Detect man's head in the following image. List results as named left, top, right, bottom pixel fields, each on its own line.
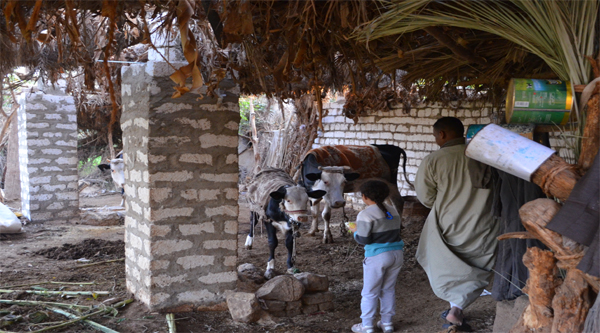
left=432, top=117, right=464, bottom=147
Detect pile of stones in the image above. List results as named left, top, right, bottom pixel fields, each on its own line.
left=227, top=264, right=334, bottom=323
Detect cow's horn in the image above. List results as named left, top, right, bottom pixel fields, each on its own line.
left=342, top=166, right=352, bottom=171
left=317, top=166, right=323, bottom=171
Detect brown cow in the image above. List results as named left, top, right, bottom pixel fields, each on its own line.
left=299, top=144, right=411, bottom=243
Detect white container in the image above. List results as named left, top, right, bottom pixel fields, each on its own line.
left=465, top=124, right=555, bottom=181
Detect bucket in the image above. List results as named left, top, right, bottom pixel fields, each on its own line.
left=505, top=78, right=573, bottom=125
left=465, top=124, right=555, bottom=181
left=466, top=124, right=535, bottom=144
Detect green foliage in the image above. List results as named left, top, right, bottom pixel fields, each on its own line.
left=238, top=96, right=268, bottom=135
left=78, top=155, right=103, bottom=177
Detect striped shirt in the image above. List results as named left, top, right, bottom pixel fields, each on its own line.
left=354, top=203, right=404, bottom=257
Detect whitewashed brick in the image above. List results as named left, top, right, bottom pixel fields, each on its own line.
left=198, top=173, right=238, bottom=182
left=205, top=205, right=237, bottom=217
left=41, top=149, right=62, bottom=155
left=199, top=134, right=238, bottom=148
left=180, top=154, right=212, bottom=164
left=177, top=255, right=215, bottom=269
left=152, top=240, right=193, bottom=256
left=153, top=274, right=187, bottom=288
left=198, top=271, right=237, bottom=284
left=179, top=223, right=215, bottom=235
left=151, top=207, right=194, bottom=221
left=151, top=171, right=193, bottom=182
left=177, top=290, right=216, bottom=303
left=226, top=154, right=237, bottom=164
left=175, top=118, right=211, bottom=129
left=151, top=188, right=172, bottom=203
left=203, top=240, right=236, bottom=251
left=224, top=220, right=237, bottom=234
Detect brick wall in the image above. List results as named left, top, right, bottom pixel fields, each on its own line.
left=17, top=86, right=79, bottom=222
left=121, top=61, right=240, bottom=311
left=314, top=98, right=573, bottom=210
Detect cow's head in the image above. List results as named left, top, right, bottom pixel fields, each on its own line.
left=270, top=185, right=326, bottom=223
left=109, top=158, right=125, bottom=188
left=305, top=166, right=360, bottom=208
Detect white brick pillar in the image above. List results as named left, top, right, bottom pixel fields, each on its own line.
left=121, top=61, right=240, bottom=311
left=17, top=87, right=79, bottom=222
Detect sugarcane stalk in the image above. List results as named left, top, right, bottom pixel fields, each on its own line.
left=0, top=300, right=91, bottom=311
left=47, top=307, right=119, bottom=333
left=0, top=290, right=109, bottom=296
left=73, top=258, right=124, bottom=269
left=28, top=299, right=132, bottom=333
left=166, top=313, right=176, bottom=333
left=0, top=281, right=97, bottom=289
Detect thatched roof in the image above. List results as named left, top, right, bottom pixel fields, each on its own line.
left=1, top=0, right=598, bottom=124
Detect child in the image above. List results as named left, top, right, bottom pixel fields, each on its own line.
left=351, top=180, right=404, bottom=333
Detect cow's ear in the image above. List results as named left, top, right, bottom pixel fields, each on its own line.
left=269, top=187, right=287, bottom=200
left=307, top=190, right=326, bottom=199
left=305, top=172, right=322, bottom=181
left=344, top=173, right=360, bottom=181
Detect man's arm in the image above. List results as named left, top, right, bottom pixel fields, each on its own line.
left=415, top=156, right=437, bottom=208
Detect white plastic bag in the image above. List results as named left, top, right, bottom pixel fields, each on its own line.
left=0, top=202, right=22, bottom=233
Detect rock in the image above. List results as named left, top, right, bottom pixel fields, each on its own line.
left=256, top=275, right=305, bottom=302
left=302, top=304, right=320, bottom=314
left=286, top=308, right=301, bottom=317
left=237, top=263, right=266, bottom=293
left=319, top=301, right=334, bottom=311
left=269, top=311, right=287, bottom=317
left=226, top=292, right=263, bottom=323
left=493, top=295, right=530, bottom=333
left=80, top=210, right=124, bottom=226
left=260, top=300, right=286, bottom=312
left=294, top=272, right=329, bottom=292
left=286, top=300, right=302, bottom=311
left=238, top=263, right=266, bottom=284
left=301, top=291, right=334, bottom=305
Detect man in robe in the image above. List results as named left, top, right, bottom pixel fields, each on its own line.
left=414, top=117, right=499, bottom=329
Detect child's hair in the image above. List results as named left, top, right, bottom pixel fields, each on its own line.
left=359, top=180, right=392, bottom=219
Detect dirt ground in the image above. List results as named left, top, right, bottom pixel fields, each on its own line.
left=1, top=192, right=496, bottom=333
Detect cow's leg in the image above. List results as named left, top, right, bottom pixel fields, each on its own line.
left=265, top=221, right=278, bottom=279
left=284, top=228, right=297, bottom=274
left=307, top=199, right=321, bottom=236
left=322, top=204, right=334, bottom=244
left=388, top=186, right=405, bottom=218
left=245, top=211, right=259, bottom=250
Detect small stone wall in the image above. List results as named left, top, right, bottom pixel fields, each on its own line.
left=17, top=86, right=79, bottom=222
left=315, top=99, right=575, bottom=210
left=121, top=61, right=240, bottom=311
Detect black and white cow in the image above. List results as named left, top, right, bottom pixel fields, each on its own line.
left=246, top=168, right=325, bottom=278
left=98, top=152, right=125, bottom=206
left=299, top=144, right=411, bottom=243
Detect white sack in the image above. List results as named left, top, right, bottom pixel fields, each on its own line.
left=0, top=203, right=22, bottom=233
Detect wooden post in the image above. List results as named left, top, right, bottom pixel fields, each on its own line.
left=578, top=80, right=599, bottom=172
left=551, top=269, right=591, bottom=333
left=510, top=247, right=557, bottom=333
left=530, top=155, right=581, bottom=202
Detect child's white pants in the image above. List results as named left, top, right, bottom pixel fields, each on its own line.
left=361, top=249, right=404, bottom=327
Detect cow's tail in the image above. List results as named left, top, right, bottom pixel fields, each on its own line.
left=399, top=149, right=414, bottom=190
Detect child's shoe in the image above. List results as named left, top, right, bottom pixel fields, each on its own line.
left=351, top=323, right=375, bottom=333
left=377, top=321, right=394, bottom=333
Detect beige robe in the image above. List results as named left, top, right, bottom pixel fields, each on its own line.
left=415, top=141, right=498, bottom=308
